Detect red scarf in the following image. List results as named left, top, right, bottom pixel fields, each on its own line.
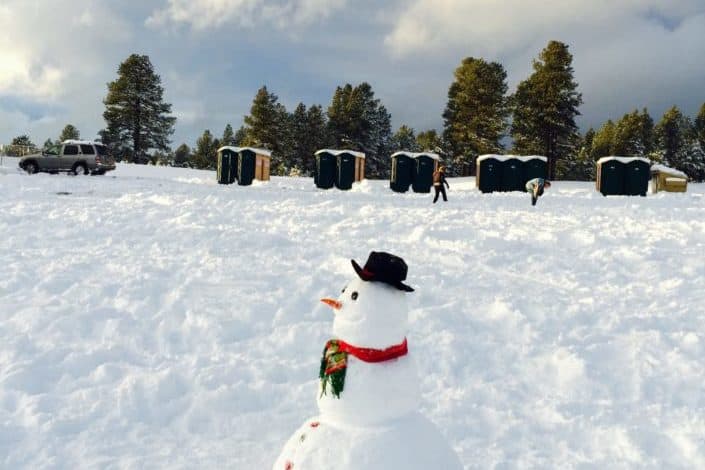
left=319, top=338, right=408, bottom=398
left=335, top=338, right=408, bottom=364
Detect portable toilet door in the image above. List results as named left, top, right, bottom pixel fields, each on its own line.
left=354, top=154, right=365, bottom=182
left=597, top=158, right=626, bottom=196
left=476, top=156, right=502, bottom=193
left=315, top=151, right=336, bottom=189
left=412, top=155, right=437, bottom=193
left=501, top=157, right=524, bottom=191
left=255, top=153, right=270, bottom=181
left=523, top=157, right=547, bottom=184
left=624, top=159, right=650, bottom=196
left=238, top=149, right=256, bottom=186
left=390, top=153, right=414, bottom=192
left=217, top=151, right=232, bottom=184
left=217, top=148, right=237, bottom=184
left=336, top=152, right=357, bottom=190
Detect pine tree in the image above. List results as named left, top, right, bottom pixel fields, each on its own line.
left=327, top=82, right=393, bottom=178
left=391, top=125, right=420, bottom=152
left=289, top=102, right=309, bottom=173
left=11, top=135, right=35, bottom=148
left=43, top=138, right=55, bottom=150
left=6, top=135, right=36, bottom=156
left=234, top=126, right=247, bottom=145
left=242, top=86, right=289, bottom=174
left=557, top=128, right=594, bottom=181
left=327, top=84, right=353, bottom=145
left=639, top=108, right=655, bottom=155
left=416, top=130, right=444, bottom=153
left=368, top=104, right=393, bottom=177
left=443, top=57, right=509, bottom=174
left=191, top=130, right=217, bottom=170
left=288, top=103, right=330, bottom=176
left=613, top=110, right=649, bottom=156
left=150, top=150, right=171, bottom=166
left=655, top=106, right=705, bottom=181
left=511, top=41, right=583, bottom=179
left=221, top=124, right=236, bottom=147
left=58, top=124, right=80, bottom=142
left=694, top=103, right=705, bottom=150
left=583, top=127, right=596, bottom=152
left=98, top=122, right=128, bottom=161
left=679, top=140, right=705, bottom=182
left=655, top=106, right=688, bottom=166
left=174, top=143, right=191, bottom=167
left=305, top=105, right=331, bottom=174
left=590, top=120, right=615, bottom=160
left=102, top=54, right=176, bottom=163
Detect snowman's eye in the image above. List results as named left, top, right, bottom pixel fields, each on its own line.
left=351, top=292, right=358, bottom=300
left=341, top=286, right=346, bottom=293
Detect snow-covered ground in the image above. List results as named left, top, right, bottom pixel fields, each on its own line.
left=1, top=158, right=704, bottom=469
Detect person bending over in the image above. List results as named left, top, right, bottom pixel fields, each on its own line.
left=525, top=178, right=551, bottom=206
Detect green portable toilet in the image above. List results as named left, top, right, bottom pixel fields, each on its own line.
left=412, top=153, right=440, bottom=193
left=501, top=157, right=524, bottom=191
left=315, top=149, right=365, bottom=190
left=596, top=157, right=627, bottom=196
left=523, top=156, right=548, bottom=183
left=336, top=152, right=357, bottom=190
left=314, top=150, right=337, bottom=189
left=390, top=152, right=415, bottom=193
left=476, top=155, right=503, bottom=193
left=624, top=158, right=650, bottom=196
left=216, top=147, right=237, bottom=184
left=238, top=149, right=257, bottom=186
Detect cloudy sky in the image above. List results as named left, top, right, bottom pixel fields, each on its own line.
left=1, top=0, right=704, bottom=148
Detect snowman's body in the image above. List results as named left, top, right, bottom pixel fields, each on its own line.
left=273, top=411, right=462, bottom=470
left=273, top=270, right=463, bottom=470
left=317, top=350, right=420, bottom=427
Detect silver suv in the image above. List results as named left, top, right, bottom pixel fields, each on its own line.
left=19, top=140, right=116, bottom=175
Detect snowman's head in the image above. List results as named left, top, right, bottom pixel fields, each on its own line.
left=323, top=277, right=409, bottom=348
left=321, top=252, right=413, bottom=348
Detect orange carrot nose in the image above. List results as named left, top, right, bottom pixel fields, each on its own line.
left=321, top=298, right=342, bottom=310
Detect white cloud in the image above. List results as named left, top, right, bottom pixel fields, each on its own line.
left=0, top=52, right=64, bottom=101
left=0, top=0, right=133, bottom=142
left=147, top=0, right=347, bottom=31
left=0, top=7, right=65, bottom=100
left=384, top=0, right=705, bottom=59
left=0, top=1, right=131, bottom=101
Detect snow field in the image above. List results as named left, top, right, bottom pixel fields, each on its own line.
left=1, top=159, right=704, bottom=468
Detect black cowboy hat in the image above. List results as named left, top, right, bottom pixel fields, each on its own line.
left=351, top=251, right=414, bottom=292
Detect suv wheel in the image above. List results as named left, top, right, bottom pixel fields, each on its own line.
left=24, top=161, right=39, bottom=174
left=72, top=163, right=88, bottom=175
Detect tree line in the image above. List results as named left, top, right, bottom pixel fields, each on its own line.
left=6, top=45, right=705, bottom=181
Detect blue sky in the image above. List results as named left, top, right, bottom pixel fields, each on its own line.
left=1, top=0, right=704, bottom=149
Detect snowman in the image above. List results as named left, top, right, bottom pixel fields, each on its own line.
left=273, top=252, right=463, bottom=470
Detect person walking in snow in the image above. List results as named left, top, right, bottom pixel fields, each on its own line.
left=432, top=165, right=449, bottom=203
left=525, top=177, right=551, bottom=206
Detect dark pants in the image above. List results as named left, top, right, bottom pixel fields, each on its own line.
left=526, top=184, right=543, bottom=206
left=433, top=185, right=447, bottom=203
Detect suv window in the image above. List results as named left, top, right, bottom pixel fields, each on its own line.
left=80, top=144, right=94, bottom=155
left=45, top=144, right=61, bottom=156
left=95, top=145, right=108, bottom=156
left=63, top=145, right=79, bottom=156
